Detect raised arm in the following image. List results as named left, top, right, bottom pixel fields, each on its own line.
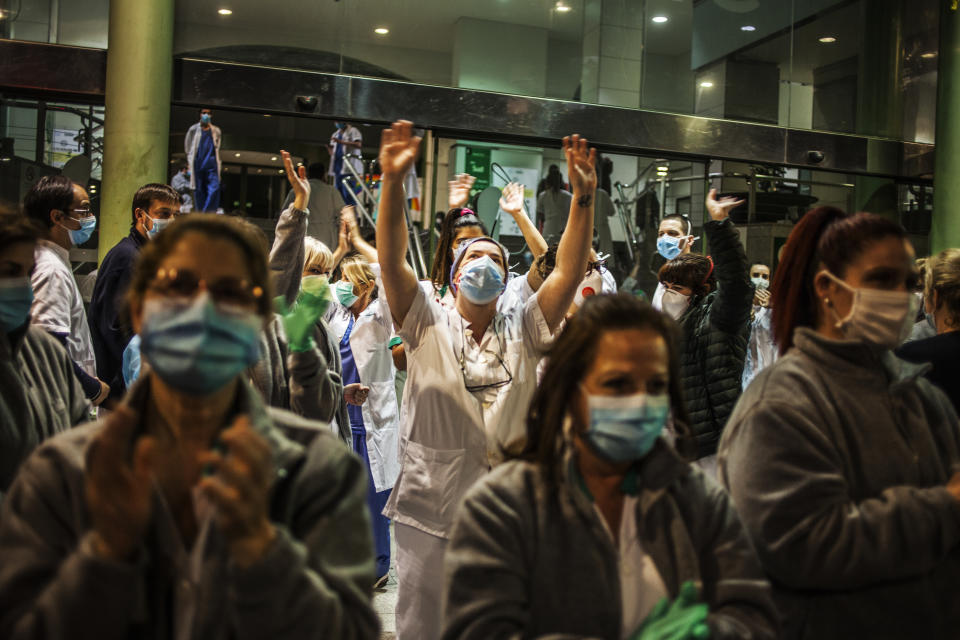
left=499, top=182, right=548, bottom=260
left=342, top=206, right=378, bottom=264
left=375, top=120, right=422, bottom=327
left=534, top=135, right=597, bottom=331
left=269, top=151, right=311, bottom=306
left=703, top=189, right=753, bottom=334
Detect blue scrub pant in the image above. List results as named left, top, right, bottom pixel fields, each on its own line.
left=194, top=166, right=220, bottom=212
left=351, top=424, right=392, bottom=579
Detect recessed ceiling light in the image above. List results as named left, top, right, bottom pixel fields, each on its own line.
left=657, top=166, right=669, bottom=171
left=555, top=2, right=572, bottom=12
left=818, top=36, right=837, bottom=43
left=218, top=8, right=232, bottom=16
left=279, top=169, right=285, bottom=174
left=234, top=152, right=241, bottom=157
left=700, top=81, right=714, bottom=88
left=741, top=25, right=756, bottom=31
left=921, top=52, right=937, bottom=59
left=652, top=15, right=669, bottom=23
left=374, top=27, right=389, bottom=35
left=271, top=156, right=278, bottom=161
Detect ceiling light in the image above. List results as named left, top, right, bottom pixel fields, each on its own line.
left=218, top=8, right=232, bottom=16
left=279, top=169, right=285, bottom=174
left=652, top=15, right=669, bottom=23
left=921, top=52, right=937, bottom=59
left=700, top=81, right=714, bottom=88
left=374, top=27, right=389, bottom=35
left=741, top=25, right=756, bottom=32
left=271, top=156, right=278, bottom=161
left=818, top=36, right=837, bottom=43
left=234, top=152, right=241, bottom=157
left=555, top=2, right=572, bottom=12
left=257, top=168, right=262, bottom=173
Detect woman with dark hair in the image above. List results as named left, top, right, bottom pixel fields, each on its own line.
left=719, top=207, right=960, bottom=639
left=657, top=189, right=753, bottom=471
left=0, top=208, right=88, bottom=492
left=0, top=214, right=379, bottom=639
left=443, top=294, right=778, bottom=640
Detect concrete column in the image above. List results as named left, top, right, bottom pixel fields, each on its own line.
left=931, top=3, right=960, bottom=253
left=580, top=0, right=644, bottom=108
left=98, top=0, right=174, bottom=263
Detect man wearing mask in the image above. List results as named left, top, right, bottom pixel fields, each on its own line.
left=170, top=162, right=193, bottom=212
left=185, top=108, right=222, bottom=212
left=328, top=121, right=363, bottom=204
left=23, top=175, right=108, bottom=406
left=89, top=184, right=181, bottom=405
left=651, top=213, right=697, bottom=309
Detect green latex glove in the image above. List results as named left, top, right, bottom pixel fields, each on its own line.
left=631, top=581, right=710, bottom=640
left=276, top=276, right=332, bottom=353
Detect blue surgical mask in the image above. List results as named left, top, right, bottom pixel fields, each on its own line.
left=139, top=293, right=261, bottom=395
left=122, top=334, right=142, bottom=387
left=0, top=276, right=33, bottom=332
left=335, top=122, right=345, bottom=130
left=456, top=255, right=505, bottom=305
left=751, top=277, right=769, bottom=291
left=334, top=280, right=359, bottom=308
left=583, top=392, right=670, bottom=462
left=200, top=113, right=211, bottom=124
left=657, top=235, right=683, bottom=260
left=145, top=214, right=170, bottom=239
left=62, top=215, right=97, bottom=246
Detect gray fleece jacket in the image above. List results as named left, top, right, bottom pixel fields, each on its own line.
left=0, top=375, right=379, bottom=640
left=719, top=327, right=960, bottom=640
left=442, top=442, right=778, bottom=640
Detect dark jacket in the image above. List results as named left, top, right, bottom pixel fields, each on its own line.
left=0, top=375, right=380, bottom=640
left=677, top=218, right=752, bottom=458
left=442, top=442, right=778, bottom=640
left=0, top=325, right=88, bottom=492
left=89, top=229, right=146, bottom=401
left=896, top=331, right=960, bottom=415
left=719, top=328, right=960, bottom=639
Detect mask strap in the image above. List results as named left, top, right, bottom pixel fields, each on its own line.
left=703, top=256, right=715, bottom=284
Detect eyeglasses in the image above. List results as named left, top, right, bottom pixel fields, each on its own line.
left=148, top=267, right=263, bottom=307
left=458, top=318, right=513, bottom=392
left=69, top=207, right=92, bottom=218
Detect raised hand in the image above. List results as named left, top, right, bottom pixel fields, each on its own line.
left=341, top=205, right=359, bottom=242
left=283, top=150, right=311, bottom=211
left=705, top=188, right=744, bottom=222
left=379, top=120, right=422, bottom=178
left=198, top=416, right=277, bottom=568
left=499, top=182, right=527, bottom=217
left=563, top=134, right=597, bottom=197
left=85, top=407, right=158, bottom=561
left=449, top=173, right=477, bottom=209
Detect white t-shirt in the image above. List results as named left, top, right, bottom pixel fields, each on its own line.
left=329, top=126, right=363, bottom=177
left=30, top=240, right=97, bottom=377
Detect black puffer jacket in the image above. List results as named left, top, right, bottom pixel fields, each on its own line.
left=677, top=217, right=753, bottom=459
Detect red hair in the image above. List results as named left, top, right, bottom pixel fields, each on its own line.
left=771, top=207, right=906, bottom=355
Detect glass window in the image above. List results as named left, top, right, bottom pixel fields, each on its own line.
left=2, top=0, right=109, bottom=48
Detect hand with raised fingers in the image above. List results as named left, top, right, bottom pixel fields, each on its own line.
left=282, top=151, right=311, bottom=212
left=378, top=120, right=422, bottom=178
left=499, top=182, right=527, bottom=217
left=705, top=188, right=744, bottom=222
left=85, top=406, right=158, bottom=562
left=198, top=416, right=277, bottom=568
left=631, top=581, right=711, bottom=640
left=448, top=173, right=477, bottom=209
left=563, top=134, right=598, bottom=197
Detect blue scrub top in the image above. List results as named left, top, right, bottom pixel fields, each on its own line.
left=195, top=128, right=217, bottom=171
left=339, top=316, right=364, bottom=429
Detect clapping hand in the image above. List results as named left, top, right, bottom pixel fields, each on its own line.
left=282, top=150, right=310, bottom=212
left=379, top=120, right=422, bottom=178
left=449, top=173, right=477, bottom=209
left=705, top=188, right=744, bottom=222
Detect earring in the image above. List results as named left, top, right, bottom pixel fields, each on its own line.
left=823, top=297, right=832, bottom=307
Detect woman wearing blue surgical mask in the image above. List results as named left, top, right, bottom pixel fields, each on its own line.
left=376, top=121, right=599, bottom=640
left=719, top=208, right=960, bottom=639
left=0, top=215, right=379, bottom=639
left=0, top=208, right=89, bottom=493
left=325, top=217, right=401, bottom=589
left=443, top=294, right=778, bottom=640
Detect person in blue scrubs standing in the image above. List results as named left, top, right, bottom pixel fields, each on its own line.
left=328, top=122, right=363, bottom=205
left=184, top=108, right=222, bottom=212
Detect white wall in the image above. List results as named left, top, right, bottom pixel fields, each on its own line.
left=452, top=18, right=548, bottom=97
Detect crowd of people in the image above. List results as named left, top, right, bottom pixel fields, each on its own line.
left=0, top=117, right=958, bottom=640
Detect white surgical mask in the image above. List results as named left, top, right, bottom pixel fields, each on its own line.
left=660, top=288, right=690, bottom=320
left=821, top=270, right=918, bottom=349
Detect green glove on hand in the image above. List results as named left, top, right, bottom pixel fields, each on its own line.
left=631, top=581, right=710, bottom=640
left=276, top=276, right=332, bottom=353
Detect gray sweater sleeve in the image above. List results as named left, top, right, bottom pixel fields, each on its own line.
left=228, top=430, right=379, bottom=640
left=270, top=205, right=308, bottom=308
left=721, top=399, right=960, bottom=590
